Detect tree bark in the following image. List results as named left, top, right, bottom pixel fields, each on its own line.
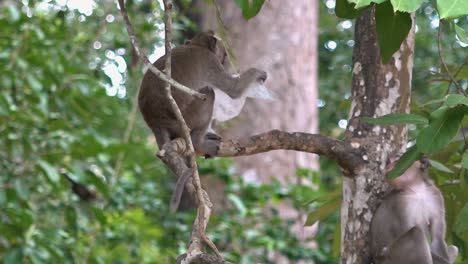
left=340, top=8, right=415, bottom=263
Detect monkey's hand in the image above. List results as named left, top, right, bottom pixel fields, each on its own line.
left=202, top=133, right=222, bottom=158
left=230, top=69, right=267, bottom=98
left=243, top=68, right=267, bottom=84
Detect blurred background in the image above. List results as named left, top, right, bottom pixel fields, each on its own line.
left=0, top=0, right=466, bottom=263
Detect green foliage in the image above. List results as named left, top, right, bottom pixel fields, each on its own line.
left=1, top=0, right=467, bottom=263
left=347, top=0, right=386, bottom=9
left=362, top=113, right=428, bottom=125
left=338, top=0, right=468, bottom=62
left=437, top=0, right=468, bottom=19
left=390, top=0, right=425, bottom=12
left=375, top=1, right=412, bottom=63
left=417, top=106, right=465, bottom=153
left=305, top=189, right=341, bottom=226
left=233, top=0, right=265, bottom=20
left=454, top=24, right=468, bottom=43
left=387, top=146, right=422, bottom=178
left=335, top=0, right=365, bottom=19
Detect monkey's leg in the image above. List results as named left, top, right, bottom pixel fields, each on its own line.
left=184, top=87, right=220, bottom=158
left=383, top=226, right=432, bottom=264
left=152, top=127, right=172, bottom=152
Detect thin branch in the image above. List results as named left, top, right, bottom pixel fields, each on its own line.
left=113, top=91, right=139, bottom=183
left=438, top=23, right=467, bottom=96
left=161, top=0, right=222, bottom=262
left=217, top=130, right=365, bottom=174
left=116, top=0, right=206, bottom=100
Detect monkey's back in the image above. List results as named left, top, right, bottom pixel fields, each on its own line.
left=138, top=45, right=221, bottom=134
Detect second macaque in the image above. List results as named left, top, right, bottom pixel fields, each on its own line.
left=370, top=159, right=458, bottom=264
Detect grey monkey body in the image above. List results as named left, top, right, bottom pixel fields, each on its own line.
left=138, top=31, right=267, bottom=211
left=370, top=160, right=458, bottom=264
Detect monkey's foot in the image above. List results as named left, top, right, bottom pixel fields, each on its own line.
left=200, top=137, right=221, bottom=158
left=205, top=132, right=222, bottom=141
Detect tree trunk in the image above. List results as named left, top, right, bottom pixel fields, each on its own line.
left=341, top=8, right=415, bottom=263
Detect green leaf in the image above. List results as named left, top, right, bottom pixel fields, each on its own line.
left=7, top=6, right=20, bottom=22
left=348, top=0, right=387, bottom=9
left=429, top=159, right=454, bottom=173
left=306, top=196, right=341, bottom=226
left=362, top=113, right=428, bottom=125
left=455, top=24, right=468, bottom=44
left=92, top=207, right=107, bottom=225
left=455, top=203, right=468, bottom=236
left=37, top=160, right=60, bottom=183
left=234, top=0, right=265, bottom=19
left=335, top=0, right=366, bottom=18
left=65, top=206, right=78, bottom=231
left=390, top=0, right=424, bottom=12
left=26, top=74, right=42, bottom=91
left=228, top=193, right=247, bottom=216
left=463, top=152, right=468, bottom=170
left=446, top=94, right=468, bottom=108
left=375, top=1, right=412, bottom=63
left=437, top=0, right=468, bottom=19
left=4, top=247, right=23, bottom=264
left=388, top=146, right=422, bottom=178
left=416, top=106, right=465, bottom=153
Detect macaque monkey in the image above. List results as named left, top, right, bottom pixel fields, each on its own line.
left=370, top=159, right=458, bottom=264
left=138, top=31, right=267, bottom=211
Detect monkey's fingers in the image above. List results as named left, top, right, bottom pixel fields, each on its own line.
left=169, top=171, right=192, bottom=212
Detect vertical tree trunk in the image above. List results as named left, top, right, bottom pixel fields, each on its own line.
left=195, top=2, right=319, bottom=262
left=341, top=8, right=415, bottom=263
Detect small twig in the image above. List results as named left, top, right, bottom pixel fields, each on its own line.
left=161, top=0, right=221, bottom=261
left=438, top=23, right=467, bottom=96
left=117, top=0, right=206, bottom=100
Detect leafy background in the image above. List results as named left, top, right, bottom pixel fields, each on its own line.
left=0, top=0, right=467, bottom=263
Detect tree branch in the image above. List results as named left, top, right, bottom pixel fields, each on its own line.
left=118, top=1, right=224, bottom=262
left=217, top=130, right=365, bottom=174
left=116, top=0, right=206, bottom=100
left=438, top=23, right=467, bottom=96
left=160, top=0, right=222, bottom=262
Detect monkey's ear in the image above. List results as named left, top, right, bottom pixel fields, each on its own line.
left=419, top=157, right=429, bottom=171
left=207, top=36, right=218, bottom=53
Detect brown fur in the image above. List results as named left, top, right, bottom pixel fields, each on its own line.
left=138, top=31, right=266, bottom=211
left=370, top=160, right=458, bottom=264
